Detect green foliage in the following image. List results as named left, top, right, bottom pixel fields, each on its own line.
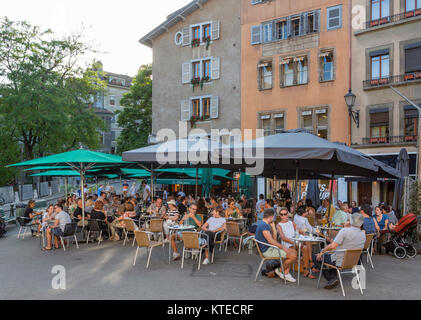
left=0, top=17, right=105, bottom=167
left=116, top=64, right=152, bottom=154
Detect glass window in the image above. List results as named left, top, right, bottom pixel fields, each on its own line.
left=321, top=52, right=334, bottom=81
left=275, top=116, right=285, bottom=133
left=261, top=63, right=272, bottom=89
left=302, top=112, right=313, bottom=132
left=192, top=26, right=200, bottom=40
left=284, top=62, right=294, bottom=86
left=109, top=95, right=115, bottom=106
left=316, top=110, right=328, bottom=139
left=262, top=118, right=272, bottom=136
left=292, top=18, right=300, bottom=36
left=371, top=54, right=389, bottom=79
left=192, top=61, right=201, bottom=79
left=203, top=60, right=211, bottom=78
left=276, top=20, right=287, bottom=40
left=371, top=0, right=389, bottom=19
left=192, top=99, right=200, bottom=117
left=203, top=24, right=211, bottom=40
left=297, top=58, right=308, bottom=85
left=203, top=98, right=211, bottom=117
left=370, top=111, right=389, bottom=137
left=307, top=14, right=315, bottom=33
left=404, top=108, right=418, bottom=137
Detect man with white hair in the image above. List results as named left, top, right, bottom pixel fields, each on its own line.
left=312, top=213, right=366, bottom=289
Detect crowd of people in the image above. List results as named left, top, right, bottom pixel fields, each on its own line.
left=20, top=180, right=402, bottom=289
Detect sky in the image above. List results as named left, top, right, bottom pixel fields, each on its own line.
left=2, top=0, right=192, bottom=77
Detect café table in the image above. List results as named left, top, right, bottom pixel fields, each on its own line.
left=291, top=234, right=326, bottom=286
left=167, top=224, right=197, bottom=264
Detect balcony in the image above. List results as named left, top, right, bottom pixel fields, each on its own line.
left=363, top=72, right=421, bottom=89
left=360, top=135, right=418, bottom=146
left=359, top=9, right=421, bottom=33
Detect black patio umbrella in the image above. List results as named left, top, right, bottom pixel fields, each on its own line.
left=306, top=179, right=321, bottom=209
left=393, top=148, right=410, bottom=215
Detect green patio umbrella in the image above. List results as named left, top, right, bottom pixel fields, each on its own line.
left=239, top=172, right=251, bottom=198
left=146, top=179, right=221, bottom=186
left=201, top=168, right=213, bottom=197
left=8, top=149, right=132, bottom=223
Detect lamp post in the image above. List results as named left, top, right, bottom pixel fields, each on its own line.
left=345, top=89, right=359, bottom=147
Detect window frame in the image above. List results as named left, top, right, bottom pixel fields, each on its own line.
left=190, top=21, right=213, bottom=44
left=258, top=60, right=273, bottom=90
left=258, top=111, right=286, bottom=136
left=319, top=50, right=335, bottom=82
left=190, top=95, right=213, bottom=119
left=299, top=107, right=330, bottom=139
left=370, top=53, right=390, bottom=80
left=327, top=5, right=343, bottom=31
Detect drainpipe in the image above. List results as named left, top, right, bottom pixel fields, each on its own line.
left=348, top=0, right=353, bottom=147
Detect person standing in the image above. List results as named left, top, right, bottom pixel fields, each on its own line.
left=142, top=180, right=151, bottom=207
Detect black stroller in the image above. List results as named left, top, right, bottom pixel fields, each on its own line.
left=384, top=213, right=418, bottom=259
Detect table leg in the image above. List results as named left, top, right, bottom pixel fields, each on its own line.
left=297, top=242, right=301, bottom=286
left=169, top=230, right=172, bottom=264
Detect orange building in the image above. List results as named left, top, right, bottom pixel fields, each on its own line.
left=241, top=0, right=351, bottom=144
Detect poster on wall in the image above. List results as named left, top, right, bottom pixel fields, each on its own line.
left=19, top=184, right=34, bottom=201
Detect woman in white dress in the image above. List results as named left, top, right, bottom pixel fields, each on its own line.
left=277, top=207, right=316, bottom=279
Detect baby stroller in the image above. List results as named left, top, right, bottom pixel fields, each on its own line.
left=384, top=213, right=418, bottom=259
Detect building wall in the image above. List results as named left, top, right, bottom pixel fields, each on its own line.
left=151, top=0, right=242, bottom=136
left=241, top=0, right=351, bottom=142
left=351, top=3, right=421, bottom=157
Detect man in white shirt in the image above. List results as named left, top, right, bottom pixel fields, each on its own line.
left=42, top=204, right=71, bottom=251
left=142, top=180, right=151, bottom=206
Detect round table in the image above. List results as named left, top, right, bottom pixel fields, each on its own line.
left=291, top=235, right=326, bottom=286
left=168, top=224, right=197, bottom=264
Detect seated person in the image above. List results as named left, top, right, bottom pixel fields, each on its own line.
left=201, top=207, right=227, bottom=265
left=42, top=204, right=71, bottom=251
left=312, top=213, right=366, bottom=289
left=225, top=199, right=242, bottom=218
left=110, top=202, right=137, bottom=241
left=88, top=200, right=109, bottom=239
left=73, top=199, right=88, bottom=227
left=24, top=200, right=43, bottom=236
left=277, top=207, right=315, bottom=279
left=147, top=197, right=167, bottom=218
left=360, top=204, right=379, bottom=235
left=171, top=203, right=203, bottom=260
left=332, top=203, right=350, bottom=227
left=255, top=209, right=297, bottom=283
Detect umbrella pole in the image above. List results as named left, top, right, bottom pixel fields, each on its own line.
left=80, top=169, right=85, bottom=225
left=327, top=172, right=334, bottom=226
left=195, top=167, right=199, bottom=200
left=295, top=166, right=299, bottom=206
left=65, top=177, right=68, bottom=198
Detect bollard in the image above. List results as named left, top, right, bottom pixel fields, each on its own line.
left=10, top=204, right=15, bottom=217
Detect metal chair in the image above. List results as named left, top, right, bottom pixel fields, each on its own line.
left=16, top=217, right=37, bottom=239
left=86, top=219, right=105, bottom=246
left=211, top=230, right=228, bottom=263
left=225, top=222, right=248, bottom=253
left=317, top=248, right=364, bottom=297
left=133, top=230, right=163, bottom=269
left=122, top=218, right=138, bottom=247
left=59, top=222, right=79, bottom=252
left=362, top=233, right=375, bottom=269
left=181, top=232, right=208, bottom=270
left=252, top=238, right=286, bottom=284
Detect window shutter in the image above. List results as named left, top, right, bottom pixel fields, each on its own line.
left=314, top=10, right=320, bottom=32
left=182, top=27, right=190, bottom=46
left=251, top=0, right=263, bottom=4
left=182, top=62, right=192, bottom=84
left=181, top=99, right=191, bottom=121
left=286, top=17, right=292, bottom=38
left=210, top=96, right=219, bottom=119
left=211, top=57, right=220, bottom=80
left=327, top=6, right=342, bottom=30
left=405, top=46, right=421, bottom=73
left=211, top=21, right=220, bottom=40
left=299, top=13, right=306, bottom=35
left=251, top=25, right=262, bottom=45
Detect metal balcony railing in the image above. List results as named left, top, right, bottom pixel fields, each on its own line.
left=361, top=135, right=418, bottom=145
left=364, top=9, right=421, bottom=30
left=363, top=72, right=421, bottom=89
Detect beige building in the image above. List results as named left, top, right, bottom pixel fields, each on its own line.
left=139, top=0, right=242, bottom=140
left=351, top=0, right=421, bottom=207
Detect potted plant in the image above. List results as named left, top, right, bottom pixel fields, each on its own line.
left=204, top=36, right=211, bottom=50
left=200, top=76, right=210, bottom=90
left=190, top=77, right=200, bottom=91
left=191, top=38, right=200, bottom=47
left=190, top=115, right=199, bottom=128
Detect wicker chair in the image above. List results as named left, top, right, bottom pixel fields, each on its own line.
left=225, top=222, right=248, bottom=253
left=362, top=233, right=375, bottom=269
left=252, top=238, right=286, bottom=284
left=211, top=230, right=228, bottom=263
left=148, top=219, right=165, bottom=246
left=122, top=218, right=138, bottom=247
left=181, top=231, right=208, bottom=270
left=133, top=230, right=163, bottom=269
left=317, top=248, right=364, bottom=297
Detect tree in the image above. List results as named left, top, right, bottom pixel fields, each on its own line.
left=116, top=64, right=152, bottom=154
left=0, top=17, right=106, bottom=163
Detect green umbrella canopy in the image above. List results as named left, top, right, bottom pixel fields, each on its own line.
left=24, top=164, right=116, bottom=171
left=8, top=149, right=131, bottom=169
left=30, top=170, right=94, bottom=177
left=147, top=179, right=221, bottom=186
left=157, top=168, right=233, bottom=180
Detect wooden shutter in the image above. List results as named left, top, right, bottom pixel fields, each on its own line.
left=299, top=13, right=306, bottom=35
left=210, top=96, right=219, bottom=119
left=211, top=57, right=220, bottom=80
left=286, top=17, right=292, bottom=38
left=182, top=62, right=191, bottom=84
left=181, top=99, right=191, bottom=121
left=314, top=10, right=320, bottom=32
left=182, top=27, right=191, bottom=46
left=211, top=21, right=220, bottom=40
left=405, top=46, right=421, bottom=73
left=251, top=25, right=262, bottom=45
left=303, top=13, right=308, bottom=34
left=327, top=6, right=342, bottom=30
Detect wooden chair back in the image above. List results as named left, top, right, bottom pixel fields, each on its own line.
left=226, top=222, right=241, bottom=237
left=341, top=249, right=363, bottom=269
left=182, top=232, right=200, bottom=249
left=150, top=219, right=163, bottom=233
left=364, top=234, right=375, bottom=250
left=328, top=229, right=339, bottom=239
left=308, top=216, right=316, bottom=227
left=134, top=230, right=150, bottom=248
left=253, top=238, right=265, bottom=259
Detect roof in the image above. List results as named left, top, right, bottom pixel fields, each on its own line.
left=139, top=0, right=209, bottom=48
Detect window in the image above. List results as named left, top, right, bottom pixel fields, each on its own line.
left=371, top=54, right=389, bottom=80
left=111, top=131, right=116, bottom=142
left=202, top=97, right=211, bottom=117
left=259, top=62, right=273, bottom=90
left=327, top=5, right=342, bottom=30
left=192, top=99, right=200, bottom=117
left=109, top=95, right=115, bottom=106
left=282, top=59, right=294, bottom=86
left=301, top=109, right=329, bottom=138
left=275, top=19, right=288, bottom=40
left=261, top=116, right=272, bottom=136
left=404, top=106, right=419, bottom=138
left=316, top=109, right=328, bottom=139
left=405, top=0, right=421, bottom=11
left=292, top=17, right=300, bottom=36
left=274, top=114, right=285, bottom=133
left=262, top=23, right=273, bottom=43
left=404, top=43, right=421, bottom=75
left=296, top=57, right=308, bottom=85
left=192, top=26, right=200, bottom=41
left=307, top=13, right=315, bottom=33
left=302, top=111, right=313, bottom=133
left=192, top=61, right=201, bottom=79
left=371, top=0, right=389, bottom=20
left=203, top=60, right=211, bottom=78
left=370, top=109, right=389, bottom=138
left=203, top=24, right=211, bottom=40
left=320, top=51, right=334, bottom=81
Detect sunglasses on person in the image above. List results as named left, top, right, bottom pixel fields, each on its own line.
left=280, top=213, right=288, bottom=216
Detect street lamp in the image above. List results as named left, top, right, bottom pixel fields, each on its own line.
left=345, top=89, right=359, bottom=128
